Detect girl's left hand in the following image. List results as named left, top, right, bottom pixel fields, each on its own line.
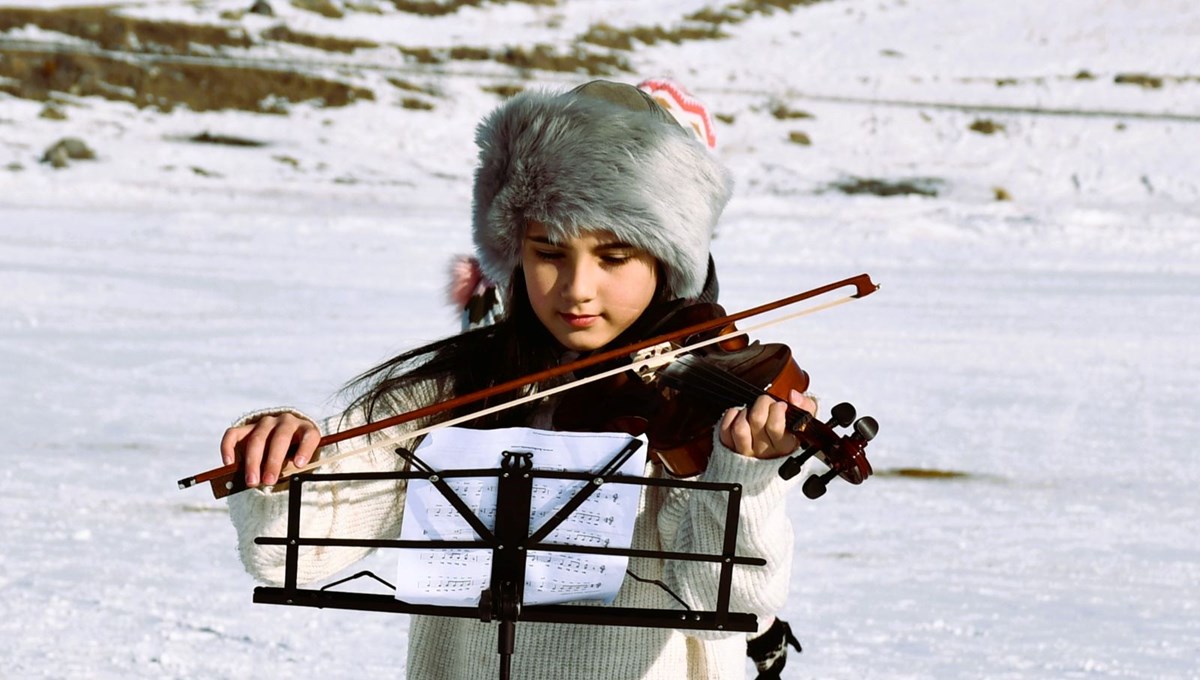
left=719, top=389, right=817, bottom=460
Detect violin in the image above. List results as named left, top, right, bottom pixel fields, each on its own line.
left=553, top=301, right=878, bottom=499
left=179, top=274, right=880, bottom=500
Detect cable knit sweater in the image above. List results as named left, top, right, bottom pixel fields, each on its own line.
left=226, top=379, right=800, bottom=680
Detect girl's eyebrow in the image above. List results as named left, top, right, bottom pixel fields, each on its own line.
left=525, top=235, right=637, bottom=250
left=595, top=241, right=636, bottom=251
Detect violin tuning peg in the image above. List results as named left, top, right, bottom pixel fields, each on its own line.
left=853, top=416, right=879, bottom=442
left=828, top=402, right=856, bottom=428
left=802, top=468, right=838, bottom=499
left=802, top=475, right=827, bottom=499
left=778, top=449, right=816, bottom=480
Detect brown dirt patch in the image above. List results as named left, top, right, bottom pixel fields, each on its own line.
left=686, top=0, right=826, bottom=26
left=489, top=44, right=627, bottom=75
left=398, top=44, right=628, bottom=75
left=825, top=176, right=944, bottom=198
left=291, top=0, right=345, bottom=19
left=0, top=7, right=251, bottom=53
left=0, top=49, right=373, bottom=113
left=575, top=0, right=827, bottom=57
left=0, top=0, right=838, bottom=111
left=481, top=83, right=525, bottom=98
left=1114, top=73, right=1164, bottom=89
left=188, top=132, right=268, bottom=147
left=579, top=22, right=727, bottom=50
left=261, top=25, right=378, bottom=53
left=787, top=130, right=811, bottom=145
left=390, top=0, right=555, bottom=16
left=876, top=468, right=976, bottom=480
left=770, top=104, right=814, bottom=120
left=968, top=118, right=1005, bottom=134
left=387, top=77, right=437, bottom=94
left=399, top=96, right=435, bottom=110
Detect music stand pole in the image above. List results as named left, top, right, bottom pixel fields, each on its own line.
left=481, top=450, right=535, bottom=680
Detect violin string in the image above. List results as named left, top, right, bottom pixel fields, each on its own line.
left=683, top=364, right=760, bottom=406
left=671, top=355, right=768, bottom=407
left=697, top=359, right=768, bottom=404
left=666, top=357, right=761, bottom=405
left=694, top=360, right=817, bottom=431
left=671, top=358, right=817, bottom=452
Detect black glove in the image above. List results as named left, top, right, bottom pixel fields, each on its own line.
left=746, top=617, right=802, bottom=679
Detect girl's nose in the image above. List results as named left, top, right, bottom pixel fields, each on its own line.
left=561, top=260, right=598, bottom=302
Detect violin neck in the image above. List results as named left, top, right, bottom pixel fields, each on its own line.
left=785, top=408, right=813, bottom=432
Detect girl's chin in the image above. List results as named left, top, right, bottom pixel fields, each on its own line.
left=553, top=327, right=618, bottom=352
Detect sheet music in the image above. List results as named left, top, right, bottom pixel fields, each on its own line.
left=394, top=427, right=646, bottom=607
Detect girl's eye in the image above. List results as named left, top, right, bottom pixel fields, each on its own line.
left=601, top=255, right=631, bottom=266
left=534, top=249, right=564, bottom=261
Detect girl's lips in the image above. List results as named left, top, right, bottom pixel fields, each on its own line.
left=560, top=313, right=599, bottom=328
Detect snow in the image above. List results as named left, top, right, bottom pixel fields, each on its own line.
left=1, top=0, right=1198, bottom=677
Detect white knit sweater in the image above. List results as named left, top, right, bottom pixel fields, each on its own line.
left=226, top=384, right=800, bottom=679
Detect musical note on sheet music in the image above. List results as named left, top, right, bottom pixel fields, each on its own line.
left=393, top=427, right=647, bottom=607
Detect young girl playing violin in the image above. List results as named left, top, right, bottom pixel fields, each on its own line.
left=222, top=79, right=814, bottom=680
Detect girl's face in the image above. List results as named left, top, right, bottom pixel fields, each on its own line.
left=522, top=221, right=658, bottom=352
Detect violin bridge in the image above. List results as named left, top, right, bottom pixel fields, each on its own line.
left=631, top=342, right=676, bottom=383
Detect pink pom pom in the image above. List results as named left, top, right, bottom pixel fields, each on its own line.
left=447, top=255, right=485, bottom=307
left=637, top=77, right=717, bottom=150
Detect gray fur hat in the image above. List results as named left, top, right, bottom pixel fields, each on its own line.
left=472, top=80, right=733, bottom=300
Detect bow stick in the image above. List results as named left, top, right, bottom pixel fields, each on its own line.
left=179, top=273, right=879, bottom=498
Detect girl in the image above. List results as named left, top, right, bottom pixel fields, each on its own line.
left=222, top=80, right=814, bottom=680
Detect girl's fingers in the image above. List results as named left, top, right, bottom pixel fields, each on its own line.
left=293, top=426, right=321, bottom=468
left=219, top=414, right=321, bottom=488
left=733, top=415, right=754, bottom=456
left=721, top=405, right=754, bottom=455
left=789, top=389, right=817, bottom=417
left=765, top=399, right=797, bottom=455
left=718, top=405, right=741, bottom=450
left=744, top=395, right=772, bottom=434
left=220, top=424, right=253, bottom=466
left=240, top=416, right=280, bottom=487
left=262, top=421, right=300, bottom=486
left=723, top=395, right=804, bottom=459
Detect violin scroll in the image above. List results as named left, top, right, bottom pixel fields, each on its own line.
left=779, top=402, right=877, bottom=499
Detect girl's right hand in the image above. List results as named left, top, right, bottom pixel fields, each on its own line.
left=220, top=413, right=322, bottom=488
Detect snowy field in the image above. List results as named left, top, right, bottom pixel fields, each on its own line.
left=1, top=0, right=1198, bottom=677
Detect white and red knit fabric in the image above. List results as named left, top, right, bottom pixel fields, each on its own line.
left=637, top=78, right=718, bottom=150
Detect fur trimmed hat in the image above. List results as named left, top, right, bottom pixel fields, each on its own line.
left=472, top=80, right=733, bottom=300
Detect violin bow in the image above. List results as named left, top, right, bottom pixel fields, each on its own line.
left=179, top=273, right=879, bottom=498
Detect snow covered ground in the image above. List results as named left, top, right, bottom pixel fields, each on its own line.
left=1, top=0, right=1198, bottom=677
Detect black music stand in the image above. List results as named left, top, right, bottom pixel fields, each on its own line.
left=252, top=438, right=765, bottom=679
